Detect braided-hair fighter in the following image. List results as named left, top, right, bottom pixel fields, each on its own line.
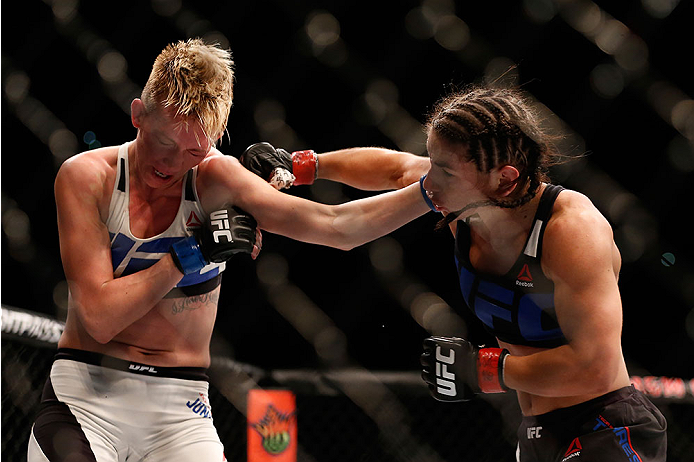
left=241, top=86, right=667, bottom=462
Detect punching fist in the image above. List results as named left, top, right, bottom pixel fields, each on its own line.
left=420, top=336, right=509, bottom=402
left=240, top=142, right=317, bottom=189
left=170, top=206, right=257, bottom=275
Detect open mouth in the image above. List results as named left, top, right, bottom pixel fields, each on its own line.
left=154, top=169, right=170, bottom=179
left=427, top=192, right=444, bottom=211
left=430, top=198, right=448, bottom=213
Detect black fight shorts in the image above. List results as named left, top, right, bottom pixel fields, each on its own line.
left=517, top=386, right=666, bottom=462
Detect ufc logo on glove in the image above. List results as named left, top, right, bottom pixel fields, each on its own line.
left=210, top=209, right=232, bottom=243
left=435, top=346, right=457, bottom=397
left=421, top=336, right=509, bottom=402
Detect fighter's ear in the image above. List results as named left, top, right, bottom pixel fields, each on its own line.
left=131, top=98, right=146, bottom=129
left=490, top=164, right=520, bottom=197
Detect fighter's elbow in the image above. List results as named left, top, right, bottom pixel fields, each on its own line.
left=586, top=365, right=617, bottom=393
left=579, top=351, right=621, bottom=394
left=79, top=313, right=117, bottom=344
left=326, top=212, right=364, bottom=251
left=335, top=237, right=359, bottom=251
left=80, top=310, right=117, bottom=344
left=71, top=294, right=117, bottom=344
left=90, top=328, right=116, bottom=345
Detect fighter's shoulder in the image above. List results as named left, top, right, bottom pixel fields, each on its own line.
left=197, top=148, right=241, bottom=175
left=550, top=188, right=610, bottom=232
left=197, top=148, right=258, bottom=189
left=57, top=146, right=119, bottom=177
left=194, top=148, right=249, bottom=207
left=543, top=188, right=615, bottom=274
left=55, top=146, right=119, bottom=197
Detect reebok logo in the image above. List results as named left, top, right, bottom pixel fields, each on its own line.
left=562, top=437, right=582, bottom=461
left=516, top=264, right=534, bottom=288
left=186, top=211, right=202, bottom=230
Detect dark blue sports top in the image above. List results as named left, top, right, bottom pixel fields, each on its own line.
left=454, top=184, right=567, bottom=348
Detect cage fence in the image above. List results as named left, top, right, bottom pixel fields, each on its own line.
left=2, top=305, right=693, bottom=462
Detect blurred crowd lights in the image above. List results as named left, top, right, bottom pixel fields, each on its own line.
left=252, top=236, right=468, bottom=363
left=368, top=237, right=468, bottom=337
left=6, top=0, right=692, bottom=328
left=3, top=69, right=78, bottom=167
left=1, top=199, right=34, bottom=263
left=253, top=99, right=303, bottom=153
left=151, top=0, right=183, bottom=17
left=638, top=0, right=681, bottom=19
left=83, top=131, right=102, bottom=149
left=305, top=11, right=341, bottom=49
left=256, top=252, right=349, bottom=365
left=405, top=0, right=471, bottom=51
left=253, top=247, right=452, bottom=460
left=303, top=10, right=348, bottom=68
left=549, top=0, right=694, bottom=149
left=352, top=79, right=428, bottom=155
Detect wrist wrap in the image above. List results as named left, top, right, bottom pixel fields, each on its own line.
left=170, top=236, right=207, bottom=275
left=477, top=348, right=510, bottom=393
left=291, top=150, right=318, bottom=185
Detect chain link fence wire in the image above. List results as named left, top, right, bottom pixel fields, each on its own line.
left=3, top=306, right=693, bottom=462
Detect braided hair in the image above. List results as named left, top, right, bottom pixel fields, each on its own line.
left=426, top=86, right=560, bottom=226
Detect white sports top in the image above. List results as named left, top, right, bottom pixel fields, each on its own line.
left=106, top=142, right=225, bottom=292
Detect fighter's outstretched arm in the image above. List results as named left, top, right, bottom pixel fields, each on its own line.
left=198, top=154, right=431, bottom=251
left=317, top=147, right=430, bottom=190
left=239, top=142, right=430, bottom=191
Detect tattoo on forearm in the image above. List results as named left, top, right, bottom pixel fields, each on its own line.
left=171, top=291, right=219, bottom=315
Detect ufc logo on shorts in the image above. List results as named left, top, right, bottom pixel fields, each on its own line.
left=527, top=426, right=542, bottom=439
left=435, top=346, right=456, bottom=397
left=210, top=209, right=232, bottom=243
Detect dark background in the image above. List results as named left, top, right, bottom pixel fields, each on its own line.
left=2, top=0, right=693, bottom=380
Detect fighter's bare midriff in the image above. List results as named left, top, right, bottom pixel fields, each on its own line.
left=58, top=287, right=219, bottom=368
left=500, top=340, right=632, bottom=416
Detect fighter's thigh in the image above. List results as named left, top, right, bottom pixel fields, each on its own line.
left=27, top=430, right=51, bottom=462
left=144, top=413, right=224, bottom=462
left=145, top=439, right=225, bottom=462
left=27, top=414, right=117, bottom=462
left=580, top=405, right=667, bottom=461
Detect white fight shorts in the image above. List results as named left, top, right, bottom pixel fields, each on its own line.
left=27, top=349, right=225, bottom=462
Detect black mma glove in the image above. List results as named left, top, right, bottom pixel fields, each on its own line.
left=240, top=142, right=317, bottom=189
left=421, top=336, right=510, bottom=402
left=170, top=206, right=257, bottom=275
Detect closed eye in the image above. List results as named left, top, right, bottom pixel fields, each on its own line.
left=188, top=149, right=206, bottom=157
left=433, top=164, right=454, bottom=177
left=157, top=137, right=175, bottom=147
